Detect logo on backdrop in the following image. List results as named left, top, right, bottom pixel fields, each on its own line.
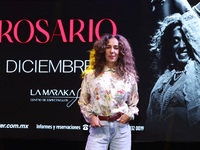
left=82, top=124, right=89, bottom=131
left=30, top=88, right=81, bottom=108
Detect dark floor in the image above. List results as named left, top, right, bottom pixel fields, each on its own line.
left=0, top=139, right=199, bottom=150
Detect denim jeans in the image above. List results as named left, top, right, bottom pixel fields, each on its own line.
left=85, top=121, right=131, bottom=150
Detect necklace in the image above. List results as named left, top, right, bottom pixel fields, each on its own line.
left=173, top=70, right=185, bottom=82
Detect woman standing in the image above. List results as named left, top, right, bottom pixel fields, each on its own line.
left=78, top=34, right=139, bottom=150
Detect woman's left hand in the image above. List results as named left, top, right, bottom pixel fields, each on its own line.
left=117, top=114, right=130, bottom=124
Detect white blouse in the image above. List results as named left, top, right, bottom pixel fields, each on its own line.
left=78, top=66, right=139, bottom=123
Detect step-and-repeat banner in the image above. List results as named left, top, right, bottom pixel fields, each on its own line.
left=1, top=0, right=200, bottom=142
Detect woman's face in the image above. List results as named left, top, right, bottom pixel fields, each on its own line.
left=105, top=37, right=119, bottom=68
left=172, top=26, right=190, bottom=66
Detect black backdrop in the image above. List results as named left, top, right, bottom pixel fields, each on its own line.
left=0, top=0, right=199, bottom=144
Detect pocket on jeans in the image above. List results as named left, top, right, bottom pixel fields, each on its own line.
left=117, top=123, right=129, bottom=134
left=89, top=126, right=104, bottom=137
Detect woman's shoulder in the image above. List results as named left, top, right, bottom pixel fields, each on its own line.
left=125, top=73, right=137, bottom=83
left=82, top=69, right=95, bottom=79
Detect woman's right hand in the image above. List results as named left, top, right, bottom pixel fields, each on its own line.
left=90, top=115, right=104, bottom=128
left=173, top=0, right=192, bottom=13
left=151, top=0, right=192, bottom=14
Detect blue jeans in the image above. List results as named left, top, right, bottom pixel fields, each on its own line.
left=85, top=121, right=131, bottom=150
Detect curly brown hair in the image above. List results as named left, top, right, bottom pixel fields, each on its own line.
left=150, top=13, right=195, bottom=74
left=83, top=34, right=139, bottom=81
